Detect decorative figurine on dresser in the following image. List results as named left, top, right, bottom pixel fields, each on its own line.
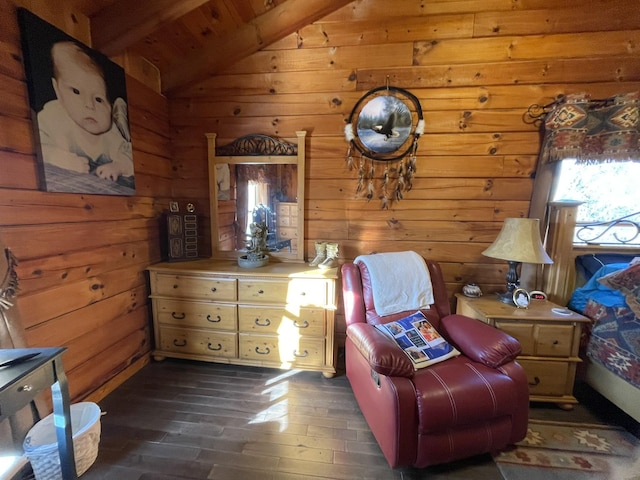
left=147, top=131, right=339, bottom=378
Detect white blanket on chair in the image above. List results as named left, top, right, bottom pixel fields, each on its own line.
left=354, top=251, right=434, bottom=316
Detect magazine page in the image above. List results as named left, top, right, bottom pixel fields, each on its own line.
left=375, top=311, right=460, bottom=369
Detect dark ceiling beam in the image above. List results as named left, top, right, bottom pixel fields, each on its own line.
left=162, top=0, right=354, bottom=95
left=90, top=0, right=211, bottom=57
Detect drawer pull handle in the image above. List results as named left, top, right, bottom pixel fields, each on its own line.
left=293, top=349, right=309, bottom=358
left=258, top=289, right=264, bottom=294
left=553, top=340, right=559, bottom=345
left=294, top=320, right=309, bottom=328
left=207, top=315, right=222, bottom=323
left=255, top=318, right=271, bottom=327
left=208, top=342, right=222, bottom=351
left=211, top=287, right=217, bottom=292
left=171, top=312, right=186, bottom=320
left=172, top=284, right=179, bottom=289
left=300, top=292, right=306, bottom=296
left=255, top=346, right=271, bottom=355
left=19, top=384, right=33, bottom=392
left=529, top=376, right=540, bottom=387
left=173, top=339, right=187, bottom=347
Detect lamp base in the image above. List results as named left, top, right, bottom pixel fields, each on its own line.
left=495, top=291, right=515, bottom=305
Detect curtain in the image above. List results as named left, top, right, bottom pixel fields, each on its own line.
left=0, top=248, right=45, bottom=455
left=541, top=92, right=640, bottom=164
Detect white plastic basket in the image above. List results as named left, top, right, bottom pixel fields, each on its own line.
left=23, top=402, right=101, bottom=480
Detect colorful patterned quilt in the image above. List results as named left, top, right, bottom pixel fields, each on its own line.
left=584, top=300, right=640, bottom=389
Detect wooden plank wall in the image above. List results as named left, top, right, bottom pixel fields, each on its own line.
left=0, top=0, right=172, bottom=402
left=169, top=0, right=640, bottom=311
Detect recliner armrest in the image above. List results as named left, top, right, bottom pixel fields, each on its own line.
left=347, top=323, right=414, bottom=377
left=440, top=314, right=521, bottom=368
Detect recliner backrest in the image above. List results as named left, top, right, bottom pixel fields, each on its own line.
left=345, top=258, right=451, bottom=328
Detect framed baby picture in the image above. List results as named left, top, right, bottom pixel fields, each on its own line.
left=18, top=8, right=135, bottom=195
left=513, top=288, right=531, bottom=309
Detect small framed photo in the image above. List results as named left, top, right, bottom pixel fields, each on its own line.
left=169, top=201, right=179, bottom=213
left=513, top=288, right=530, bottom=309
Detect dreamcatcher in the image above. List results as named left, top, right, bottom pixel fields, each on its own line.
left=344, top=84, right=424, bottom=209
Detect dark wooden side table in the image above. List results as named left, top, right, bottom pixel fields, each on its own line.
left=455, top=294, right=591, bottom=410
left=0, top=347, right=76, bottom=479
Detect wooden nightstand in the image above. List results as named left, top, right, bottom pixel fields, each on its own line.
left=455, top=294, right=591, bottom=409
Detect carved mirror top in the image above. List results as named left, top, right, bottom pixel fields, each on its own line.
left=207, top=131, right=306, bottom=263
left=215, top=134, right=299, bottom=157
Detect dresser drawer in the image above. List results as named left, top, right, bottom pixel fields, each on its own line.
left=239, top=334, right=324, bottom=367
left=518, top=359, right=570, bottom=396
left=153, top=274, right=236, bottom=301
left=155, top=299, right=237, bottom=330
left=238, top=278, right=328, bottom=305
left=277, top=227, right=298, bottom=240
left=158, top=327, right=237, bottom=358
left=238, top=306, right=325, bottom=336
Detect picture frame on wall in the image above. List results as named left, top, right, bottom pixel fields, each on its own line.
left=17, top=8, right=135, bottom=196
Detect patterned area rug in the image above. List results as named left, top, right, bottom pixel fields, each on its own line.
left=494, top=420, right=640, bottom=480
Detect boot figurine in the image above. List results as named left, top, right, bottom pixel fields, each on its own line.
left=308, top=241, right=327, bottom=266
left=318, top=242, right=338, bottom=269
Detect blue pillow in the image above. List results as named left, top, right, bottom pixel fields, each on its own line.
left=568, top=263, right=629, bottom=313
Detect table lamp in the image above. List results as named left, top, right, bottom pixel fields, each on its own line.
left=482, top=218, right=553, bottom=304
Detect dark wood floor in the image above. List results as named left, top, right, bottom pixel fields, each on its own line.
left=77, top=358, right=637, bottom=480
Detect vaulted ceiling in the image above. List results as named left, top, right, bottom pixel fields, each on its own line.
left=67, top=0, right=353, bottom=96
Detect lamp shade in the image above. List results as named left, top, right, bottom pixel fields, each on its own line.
left=482, top=218, right=553, bottom=265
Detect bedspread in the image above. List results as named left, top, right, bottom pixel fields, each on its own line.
left=584, top=300, right=640, bottom=389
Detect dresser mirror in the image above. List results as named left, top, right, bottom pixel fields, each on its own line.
left=207, top=131, right=306, bottom=263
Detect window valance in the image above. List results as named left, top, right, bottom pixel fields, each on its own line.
left=540, top=92, right=639, bottom=164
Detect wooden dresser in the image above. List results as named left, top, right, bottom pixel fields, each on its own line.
left=455, top=294, right=591, bottom=409
left=147, top=259, right=338, bottom=377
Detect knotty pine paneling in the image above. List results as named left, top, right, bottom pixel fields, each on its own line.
left=306, top=199, right=529, bottom=222
left=358, top=57, right=640, bottom=90
left=169, top=0, right=640, bottom=318
left=25, top=286, right=147, bottom=348
left=265, top=14, right=475, bottom=51
left=0, top=0, right=171, bottom=404
left=473, top=5, right=640, bottom=37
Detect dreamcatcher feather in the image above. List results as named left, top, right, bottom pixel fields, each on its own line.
left=344, top=85, right=423, bottom=209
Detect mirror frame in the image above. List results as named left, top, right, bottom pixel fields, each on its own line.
left=206, top=131, right=306, bottom=263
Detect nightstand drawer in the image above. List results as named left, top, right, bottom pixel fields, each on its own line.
left=518, top=359, right=570, bottom=396
left=495, top=322, right=535, bottom=353
left=238, top=306, right=325, bottom=336
left=156, top=299, right=237, bottom=330
left=154, top=274, right=236, bottom=301
left=495, top=321, right=574, bottom=357
left=535, top=324, right=574, bottom=357
left=158, top=327, right=237, bottom=358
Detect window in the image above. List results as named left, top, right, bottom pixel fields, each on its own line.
left=552, top=160, right=640, bottom=244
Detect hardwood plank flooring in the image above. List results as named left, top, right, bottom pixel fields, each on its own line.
left=76, top=358, right=637, bottom=480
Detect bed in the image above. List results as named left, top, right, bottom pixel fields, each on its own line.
left=543, top=201, right=640, bottom=423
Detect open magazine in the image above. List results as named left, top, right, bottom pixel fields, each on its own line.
left=375, top=311, right=460, bottom=369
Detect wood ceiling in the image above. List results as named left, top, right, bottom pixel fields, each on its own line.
left=67, top=0, right=353, bottom=96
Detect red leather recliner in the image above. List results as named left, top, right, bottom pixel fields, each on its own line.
left=341, top=259, right=529, bottom=468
